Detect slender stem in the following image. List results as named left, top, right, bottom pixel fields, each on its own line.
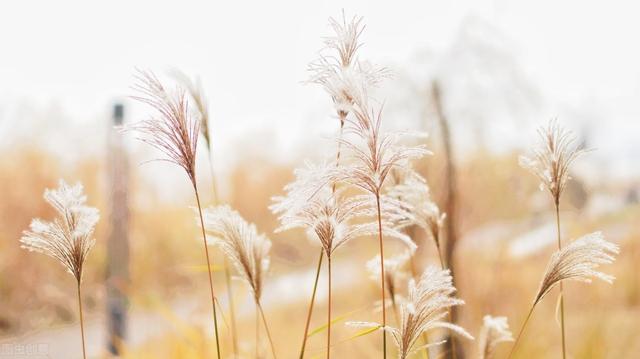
left=257, top=301, right=278, bottom=359
left=327, top=255, right=332, bottom=359
left=299, top=250, right=324, bottom=359
left=207, top=130, right=239, bottom=358
left=299, top=117, right=344, bottom=358
left=77, top=283, right=87, bottom=359
left=555, top=203, right=567, bottom=359
left=256, top=301, right=260, bottom=359
left=507, top=304, right=536, bottom=359
left=194, top=186, right=222, bottom=359
left=375, top=194, right=387, bottom=359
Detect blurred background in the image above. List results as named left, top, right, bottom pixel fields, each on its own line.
left=0, top=0, right=638, bottom=358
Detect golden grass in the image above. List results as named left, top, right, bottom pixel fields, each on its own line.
left=1, top=146, right=637, bottom=358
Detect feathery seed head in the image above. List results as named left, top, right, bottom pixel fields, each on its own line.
left=274, top=183, right=366, bottom=257
left=534, top=231, right=619, bottom=305
left=519, top=120, right=587, bottom=205
left=270, top=161, right=338, bottom=221
left=337, top=115, right=430, bottom=196
left=20, top=180, right=99, bottom=283
left=171, top=70, right=211, bottom=149
left=386, top=170, right=446, bottom=247
left=349, top=266, right=472, bottom=358
left=308, top=13, right=388, bottom=120
left=478, top=315, right=513, bottom=359
left=325, top=12, right=364, bottom=67
left=202, top=205, right=271, bottom=300
left=129, top=70, right=200, bottom=185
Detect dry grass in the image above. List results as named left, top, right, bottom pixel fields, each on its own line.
left=0, top=12, right=637, bottom=359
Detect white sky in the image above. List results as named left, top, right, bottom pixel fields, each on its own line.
left=0, top=0, right=638, bottom=178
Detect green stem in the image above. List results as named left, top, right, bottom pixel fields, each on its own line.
left=299, top=250, right=324, bottom=359
left=195, top=186, right=222, bottom=359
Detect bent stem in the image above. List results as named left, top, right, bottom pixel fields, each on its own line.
left=507, top=304, right=536, bottom=359
left=194, top=186, right=222, bottom=359
left=299, top=250, right=324, bottom=359
left=327, top=255, right=333, bottom=359
left=555, top=203, right=567, bottom=359
left=375, top=193, right=387, bottom=359
left=257, top=301, right=278, bottom=359
left=77, top=282, right=87, bottom=359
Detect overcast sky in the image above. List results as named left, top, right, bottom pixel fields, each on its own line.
left=1, top=0, right=638, bottom=177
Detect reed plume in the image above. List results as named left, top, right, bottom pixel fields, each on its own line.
left=130, top=70, right=199, bottom=184
left=272, top=163, right=368, bottom=358
left=533, top=232, right=619, bottom=304
left=519, top=119, right=587, bottom=359
left=478, top=315, right=513, bottom=359
left=308, top=13, right=387, bottom=122
left=350, top=266, right=472, bottom=359
left=128, top=70, right=221, bottom=358
left=519, top=120, right=587, bottom=207
left=288, top=11, right=386, bottom=358
left=387, top=171, right=447, bottom=267
left=336, top=99, right=429, bottom=357
left=508, top=232, right=619, bottom=358
left=20, top=180, right=99, bottom=359
left=203, top=205, right=277, bottom=359
left=174, top=71, right=240, bottom=358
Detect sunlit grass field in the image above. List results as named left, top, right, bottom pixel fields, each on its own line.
left=1, top=147, right=637, bottom=358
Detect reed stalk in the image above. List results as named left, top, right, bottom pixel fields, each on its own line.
left=206, top=141, right=239, bottom=358
left=77, top=283, right=87, bottom=359
left=375, top=193, right=388, bottom=359
left=327, top=255, right=333, bottom=359
left=506, top=305, right=535, bottom=359
left=299, top=118, right=345, bottom=359
left=299, top=251, right=324, bottom=359
left=555, top=203, right=567, bottom=359
left=194, top=187, right=222, bottom=359
left=257, top=301, right=278, bottom=359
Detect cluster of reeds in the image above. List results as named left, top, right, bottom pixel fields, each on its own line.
left=17, top=12, right=621, bottom=359
left=507, top=122, right=619, bottom=358
left=271, top=12, right=479, bottom=359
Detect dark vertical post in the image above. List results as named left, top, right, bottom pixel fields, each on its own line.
left=106, top=103, right=130, bottom=354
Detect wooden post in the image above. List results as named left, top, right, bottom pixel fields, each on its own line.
left=106, top=103, right=130, bottom=354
